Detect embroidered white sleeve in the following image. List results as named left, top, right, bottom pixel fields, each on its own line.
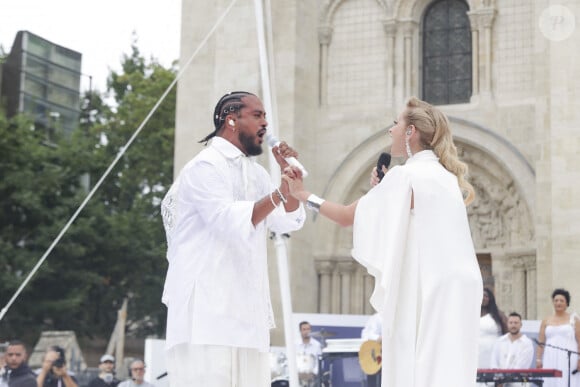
left=161, top=180, right=179, bottom=244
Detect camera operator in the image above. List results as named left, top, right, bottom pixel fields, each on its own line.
left=36, top=346, right=78, bottom=387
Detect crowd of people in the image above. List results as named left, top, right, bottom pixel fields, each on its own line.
left=474, top=287, right=580, bottom=387
left=0, top=343, right=154, bottom=387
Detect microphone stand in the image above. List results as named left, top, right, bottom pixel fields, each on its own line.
left=536, top=340, right=580, bottom=387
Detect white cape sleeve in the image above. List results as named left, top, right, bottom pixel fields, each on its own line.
left=351, top=166, right=412, bottom=338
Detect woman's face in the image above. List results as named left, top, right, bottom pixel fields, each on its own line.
left=552, top=294, right=568, bottom=312
left=482, top=291, right=490, bottom=307
left=389, top=110, right=408, bottom=157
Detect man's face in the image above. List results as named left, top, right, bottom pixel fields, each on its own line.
left=130, top=361, right=146, bottom=382
left=507, top=316, right=522, bottom=335
left=6, top=345, right=27, bottom=370
left=100, top=360, right=114, bottom=373
left=235, top=95, right=268, bottom=156
left=300, top=323, right=312, bottom=340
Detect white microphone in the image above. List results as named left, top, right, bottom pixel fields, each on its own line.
left=266, top=133, right=308, bottom=177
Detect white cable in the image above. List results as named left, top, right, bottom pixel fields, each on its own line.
left=0, top=0, right=239, bottom=322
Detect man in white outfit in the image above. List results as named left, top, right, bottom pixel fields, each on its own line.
left=361, top=313, right=382, bottom=342
left=490, top=312, right=534, bottom=387
left=118, top=360, right=154, bottom=387
left=296, top=321, right=321, bottom=387
left=161, top=91, right=305, bottom=387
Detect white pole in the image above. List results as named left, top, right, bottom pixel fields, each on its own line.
left=253, top=1, right=299, bottom=386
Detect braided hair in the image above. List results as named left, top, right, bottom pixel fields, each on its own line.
left=198, top=91, right=255, bottom=145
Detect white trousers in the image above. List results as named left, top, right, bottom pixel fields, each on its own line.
left=165, top=343, right=270, bottom=387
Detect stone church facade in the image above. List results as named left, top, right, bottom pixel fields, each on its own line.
left=175, top=0, right=580, bottom=344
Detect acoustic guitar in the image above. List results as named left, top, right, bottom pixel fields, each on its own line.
left=358, top=340, right=382, bottom=375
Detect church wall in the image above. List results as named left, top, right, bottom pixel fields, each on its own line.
left=537, top=0, right=580, bottom=319
left=175, top=0, right=580, bottom=344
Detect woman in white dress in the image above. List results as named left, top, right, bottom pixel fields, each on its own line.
left=283, top=97, right=483, bottom=387
left=479, top=288, right=508, bottom=368
left=537, top=288, right=580, bottom=387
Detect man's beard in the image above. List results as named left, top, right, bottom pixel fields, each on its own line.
left=239, top=131, right=263, bottom=156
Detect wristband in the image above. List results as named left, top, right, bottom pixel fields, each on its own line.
left=269, top=192, right=279, bottom=208
left=275, top=188, right=287, bottom=204
left=306, top=194, right=325, bottom=212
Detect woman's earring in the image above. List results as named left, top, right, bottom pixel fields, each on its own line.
left=405, top=137, right=413, bottom=158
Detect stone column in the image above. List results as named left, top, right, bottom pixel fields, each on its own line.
left=382, top=19, right=397, bottom=106
left=351, top=266, right=365, bottom=314
left=338, top=261, right=355, bottom=314
left=467, top=12, right=480, bottom=98
left=318, top=24, right=333, bottom=107
left=331, top=263, right=341, bottom=313
left=466, top=7, right=496, bottom=98
left=525, top=255, right=537, bottom=319
left=363, top=274, right=374, bottom=314
left=401, top=21, right=417, bottom=98
left=481, top=9, right=495, bottom=94
left=512, top=257, right=527, bottom=317
left=315, top=260, right=335, bottom=313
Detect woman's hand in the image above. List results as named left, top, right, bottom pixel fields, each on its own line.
left=369, top=165, right=388, bottom=187
left=282, top=166, right=309, bottom=201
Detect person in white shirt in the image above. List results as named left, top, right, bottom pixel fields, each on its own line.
left=360, top=313, right=382, bottom=387
left=161, top=91, right=305, bottom=387
left=490, top=312, right=534, bottom=386
left=118, top=360, right=154, bottom=387
left=361, top=313, right=382, bottom=342
left=296, top=322, right=322, bottom=387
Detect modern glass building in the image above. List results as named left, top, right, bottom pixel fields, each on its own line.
left=1, top=31, right=82, bottom=137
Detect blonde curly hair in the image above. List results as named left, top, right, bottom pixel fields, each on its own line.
left=404, top=97, right=475, bottom=205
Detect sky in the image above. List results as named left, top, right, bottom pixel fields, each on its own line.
left=0, top=0, right=181, bottom=93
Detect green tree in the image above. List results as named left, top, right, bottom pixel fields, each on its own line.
left=93, top=43, right=175, bottom=336
left=0, top=110, right=105, bottom=341
left=0, top=43, right=175, bottom=341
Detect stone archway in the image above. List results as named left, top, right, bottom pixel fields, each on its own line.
left=449, top=117, right=536, bottom=318
left=313, top=117, right=537, bottom=318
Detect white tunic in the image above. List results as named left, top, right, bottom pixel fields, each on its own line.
left=490, top=333, right=534, bottom=369
left=352, top=150, right=483, bottom=387
left=161, top=137, right=305, bottom=352
left=361, top=313, right=383, bottom=341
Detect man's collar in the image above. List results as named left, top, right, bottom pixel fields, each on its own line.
left=211, top=136, right=245, bottom=159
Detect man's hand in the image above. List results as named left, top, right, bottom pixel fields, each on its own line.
left=41, top=351, right=59, bottom=373
left=51, top=364, right=68, bottom=378
left=272, top=141, right=299, bottom=170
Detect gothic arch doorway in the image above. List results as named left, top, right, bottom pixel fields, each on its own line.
left=313, top=117, right=537, bottom=317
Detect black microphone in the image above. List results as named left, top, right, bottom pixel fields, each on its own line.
left=573, top=369, right=579, bottom=375
left=376, top=152, right=391, bottom=182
